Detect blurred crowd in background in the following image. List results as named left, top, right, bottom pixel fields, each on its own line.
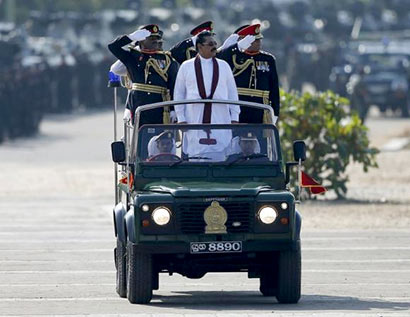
left=1, top=0, right=410, bottom=143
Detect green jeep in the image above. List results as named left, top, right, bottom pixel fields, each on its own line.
left=111, top=99, right=306, bottom=304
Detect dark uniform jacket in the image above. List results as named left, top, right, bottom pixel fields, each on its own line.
left=108, top=35, right=179, bottom=126
left=218, top=44, right=280, bottom=123
left=169, top=38, right=197, bottom=64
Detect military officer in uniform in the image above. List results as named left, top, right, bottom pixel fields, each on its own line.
left=108, top=24, right=179, bottom=126
left=169, top=21, right=214, bottom=64
left=218, top=24, right=280, bottom=124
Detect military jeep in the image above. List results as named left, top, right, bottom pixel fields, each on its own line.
left=111, top=99, right=305, bottom=304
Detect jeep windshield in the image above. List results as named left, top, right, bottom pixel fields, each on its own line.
left=137, top=124, right=280, bottom=166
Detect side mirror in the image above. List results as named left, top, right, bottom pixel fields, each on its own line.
left=111, top=141, right=125, bottom=163
left=293, top=140, right=306, bottom=162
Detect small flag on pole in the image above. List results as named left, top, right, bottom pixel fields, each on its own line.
left=301, top=171, right=326, bottom=195
left=108, top=71, right=121, bottom=87
left=119, top=173, right=134, bottom=189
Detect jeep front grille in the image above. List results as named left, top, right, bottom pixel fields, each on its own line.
left=176, top=202, right=253, bottom=234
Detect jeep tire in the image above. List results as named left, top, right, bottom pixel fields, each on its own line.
left=115, top=239, right=127, bottom=298
left=126, top=243, right=153, bottom=304
left=276, top=241, right=301, bottom=303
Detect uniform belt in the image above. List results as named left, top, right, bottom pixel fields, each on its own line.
left=237, top=87, right=270, bottom=105
left=131, top=83, right=170, bottom=101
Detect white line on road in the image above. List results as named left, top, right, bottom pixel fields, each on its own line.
left=303, top=259, right=410, bottom=263
left=0, top=284, right=115, bottom=287
left=0, top=271, right=114, bottom=274
left=0, top=297, right=119, bottom=302
left=304, top=247, right=410, bottom=250
left=0, top=260, right=112, bottom=263
left=2, top=246, right=410, bottom=252
left=2, top=269, right=410, bottom=274
left=0, top=258, right=408, bottom=263
left=0, top=296, right=410, bottom=302
left=0, top=239, right=113, bottom=243
left=0, top=249, right=112, bottom=252
left=1, top=282, right=409, bottom=287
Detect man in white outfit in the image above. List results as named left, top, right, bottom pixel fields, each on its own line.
left=173, top=31, right=240, bottom=161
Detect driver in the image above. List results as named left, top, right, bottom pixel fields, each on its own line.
left=147, top=131, right=177, bottom=160
left=226, top=132, right=268, bottom=163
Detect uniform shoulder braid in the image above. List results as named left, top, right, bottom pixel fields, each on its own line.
left=155, top=50, right=172, bottom=56
left=259, top=50, right=276, bottom=60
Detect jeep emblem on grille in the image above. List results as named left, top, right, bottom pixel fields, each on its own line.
left=204, top=201, right=228, bottom=234
left=204, top=197, right=227, bottom=202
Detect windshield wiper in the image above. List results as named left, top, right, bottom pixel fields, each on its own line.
left=227, top=153, right=268, bottom=166
left=169, top=156, right=211, bottom=167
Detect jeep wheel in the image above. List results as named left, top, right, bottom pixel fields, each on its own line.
left=126, top=243, right=153, bottom=304
left=115, top=239, right=127, bottom=298
left=276, top=241, right=301, bottom=304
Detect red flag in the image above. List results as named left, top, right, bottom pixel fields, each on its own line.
left=301, top=171, right=326, bottom=195
left=119, top=173, right=134, bottom=189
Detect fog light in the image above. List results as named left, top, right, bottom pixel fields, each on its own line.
left=152, top=207, right=171, bottom=226
left=141, top=204, right=149, bottom=212
left=258, top=206, right=278, bottom=224
left=281, top=202, right=288, bottom=210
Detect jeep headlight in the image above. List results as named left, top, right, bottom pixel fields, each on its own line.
left=258, top=206, right=278, bottom=224
left=152, top=207, right=171, bottom=226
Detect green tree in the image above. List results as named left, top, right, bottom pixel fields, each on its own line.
left=279, top=89, right=378, bottom=198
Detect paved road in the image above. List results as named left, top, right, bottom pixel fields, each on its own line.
left=0, top=110, right=409, bottom=316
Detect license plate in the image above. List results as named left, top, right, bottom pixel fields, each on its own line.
left=190, top=241, right=242, bottom=254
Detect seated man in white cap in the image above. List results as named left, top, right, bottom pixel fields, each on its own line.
left=225, top=132, right=268, bottom=163
left=147, top=131, right=178, bottom=161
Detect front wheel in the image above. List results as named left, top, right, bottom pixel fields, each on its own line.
left=126, top=243, right=153, bottom=304
left=276, top=241, right=301, bottom=304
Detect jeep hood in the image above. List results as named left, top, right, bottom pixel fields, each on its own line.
left=144, top=181, right=272, bottom=197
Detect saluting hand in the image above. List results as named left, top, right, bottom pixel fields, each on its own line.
left=218, top=34, right=239, bottom=51
left=238, top=35, right=255, bottom=51
left=128, top=29, right=151, bottom=42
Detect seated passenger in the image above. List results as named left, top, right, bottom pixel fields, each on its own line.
left=226, top=132, right=268, bottom=163
left=147, top=131, right=178, bottom=161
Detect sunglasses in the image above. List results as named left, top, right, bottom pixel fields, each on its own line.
left=201, top=41, right=218, bottom=47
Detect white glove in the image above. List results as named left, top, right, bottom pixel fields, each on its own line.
left=123, top=108, right=132, bottom=122
left=128, top=29, right=151, bottom=42
left=272, top=115, right=278, bottom=125
left=110, top=60, right=127, bottom=76
left=218, top=33, right=239, bottom=50
left=170, top=110, right=177, bottom=123
left=238, top=35, right=255, bottom=51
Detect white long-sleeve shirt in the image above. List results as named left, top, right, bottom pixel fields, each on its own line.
left=173, top=55, right=240, bottom=123
left=173, top=56, right=240, bottom=160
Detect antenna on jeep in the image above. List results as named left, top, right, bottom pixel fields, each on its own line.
left=296, top=158, right=302, bottom=204
left=108, top=71, right=121, bottom=204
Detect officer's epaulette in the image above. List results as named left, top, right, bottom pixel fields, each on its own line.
left=156, top=50, right=172, bottom=56
left=259, top=50, right=276, bottom=59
